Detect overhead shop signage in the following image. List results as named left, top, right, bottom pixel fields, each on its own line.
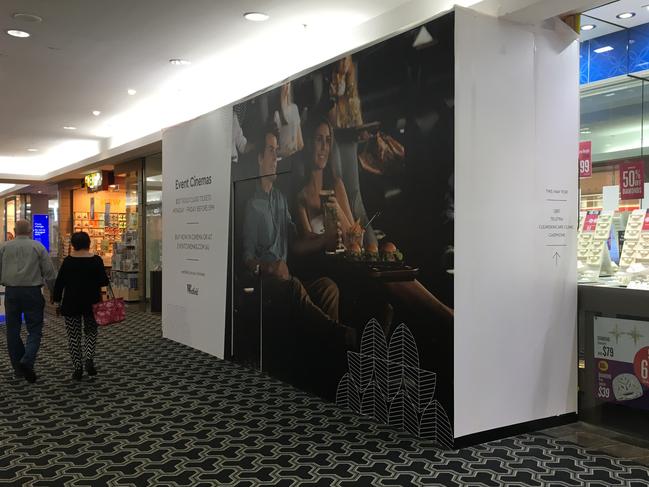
left=84, top=170, right=113, bottom=193
left=620, top=161, right=644, bottom=201
left=579, top=141, right=592, bottom=178
left=85, top=172, right=103, bottom=192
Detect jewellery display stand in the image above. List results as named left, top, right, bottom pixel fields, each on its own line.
left=617, top=209, right=649, bottom=289
left=578, top=210, right=613, bottom=282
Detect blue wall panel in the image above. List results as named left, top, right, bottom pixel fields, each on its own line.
left=580, top=22, right=649, bottom=85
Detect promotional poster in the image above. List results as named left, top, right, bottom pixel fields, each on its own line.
left=594, top=316, right=649, bottom=410
left=228, top=13, right=455, bottom=445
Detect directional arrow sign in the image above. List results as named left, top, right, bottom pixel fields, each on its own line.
left=553, top=251, right=560, bottom=266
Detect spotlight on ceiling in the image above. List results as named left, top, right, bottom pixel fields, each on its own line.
left=581, top=24, right=596, bottom=31
left=127, top=89, right=137, bottom=96
left=12, top=13, right=43, bottom=23
left=92, top=110, right=101, bottom=116
left=244, top=12, right=270, bottom=22
left=27, top=148, right=39, bottom=152
left=6, top=29, right=30, bottom=38
left=63, top=126, right=77, bottom=130
left=617, top=12, right=636, bottom=19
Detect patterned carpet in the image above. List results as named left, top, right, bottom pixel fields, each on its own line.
left=1, top=311, right=649, bottom=486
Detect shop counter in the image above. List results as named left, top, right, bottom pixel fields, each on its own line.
left=579, top=284, right=649, bottom=439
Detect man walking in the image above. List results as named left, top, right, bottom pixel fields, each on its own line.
left=0, top=219, right=56, bottom=383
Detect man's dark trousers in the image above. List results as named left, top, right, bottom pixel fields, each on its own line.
left=5, top=286, right=45, bottom=370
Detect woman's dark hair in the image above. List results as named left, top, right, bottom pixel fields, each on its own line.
left=70, top=231, right=91, bottom=251
left=303, top=117, right=338, bottom=189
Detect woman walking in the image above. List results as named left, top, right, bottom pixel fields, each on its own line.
left=53, top=231, right=109, bottom=380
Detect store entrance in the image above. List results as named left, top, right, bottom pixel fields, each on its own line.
left=64, top=167, right=144, bottom=304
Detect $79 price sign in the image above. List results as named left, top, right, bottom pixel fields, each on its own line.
left=601, top=345, right=614, bottom=358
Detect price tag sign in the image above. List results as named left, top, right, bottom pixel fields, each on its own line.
left=642, top=211, right=649, bottom=232
left=620, top=161, right=645, bottom=200
left=583, top=211, right=599, bottom=232
left=579, top=141, right=592, bottom=178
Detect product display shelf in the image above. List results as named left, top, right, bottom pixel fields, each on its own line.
left=110, top=231, right=140, bottom=302
left=577, top=210, right=613, bottom=283
left=73, top=211, right=128, bottom=262
left=616, top=209, right=649, bottom=289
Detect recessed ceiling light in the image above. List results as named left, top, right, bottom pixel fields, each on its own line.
left=244, top=12, right=270, bottom=22
left=604, top=92, right=616, bottom=97
left=63, top=126, right=77, bottom=130
left=169, top=58, right=191, bottom=65
left=12, top=13, right=43, bottom=23
left=92, top=110, right=101, bottom=116
left=581, top=24, right=596, bottom=31
left=127, top=89, right=137, bottom=95
left=6, top=29, right=30, bottom=38
left=26, top=148, right=38, bottom=152
left=617, top=12, right=636, bottom=19
left=594, top=45, right=614, bottom=54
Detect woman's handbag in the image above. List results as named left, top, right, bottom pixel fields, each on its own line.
left=92, top=284, right=126, bottom=326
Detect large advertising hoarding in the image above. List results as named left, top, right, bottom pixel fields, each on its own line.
left=228, top=13, right=455, bottom=447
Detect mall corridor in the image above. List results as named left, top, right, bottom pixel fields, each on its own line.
left=0, top=312, right=648, bottom=486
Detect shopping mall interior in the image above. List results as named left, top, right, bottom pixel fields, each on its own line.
left=3, top=0, right=649, bottom=485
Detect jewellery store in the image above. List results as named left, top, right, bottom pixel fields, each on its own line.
left=578, top=7, right=649, bottom=440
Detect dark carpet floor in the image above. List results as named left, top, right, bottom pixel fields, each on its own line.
left=1, top=311, right=649, bottom=486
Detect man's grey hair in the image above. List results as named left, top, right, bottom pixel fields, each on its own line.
left=14, top=220, right=31, bottom=236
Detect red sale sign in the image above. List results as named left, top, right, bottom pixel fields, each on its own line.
left=620, top=161, right=645, bottom=200
left=643, top=211, right=649, bottom=232
left=583, top=211, right=599, bottom=232
left=579, top=141, right=592, bottom=178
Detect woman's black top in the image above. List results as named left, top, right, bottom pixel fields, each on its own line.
left=53, top=255, right=110, bottom=316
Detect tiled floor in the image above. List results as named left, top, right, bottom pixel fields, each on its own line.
left=542, top=421, right=649, bottom=466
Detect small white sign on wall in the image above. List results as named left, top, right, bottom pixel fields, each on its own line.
left=602, top=185, right=619, bottom=212
left=641, top=183, right=649, bottom=209
left=162, top=108, right=232, bottom=359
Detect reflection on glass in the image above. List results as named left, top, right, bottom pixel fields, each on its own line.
left=578, top=77, right=649, bottom=287
left=5, top=199, right=15, bottom=240
left=145, top=154, right=162, bottom=300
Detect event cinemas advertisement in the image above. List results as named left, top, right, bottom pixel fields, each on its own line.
left=228, top=13, right=455, bottom=447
